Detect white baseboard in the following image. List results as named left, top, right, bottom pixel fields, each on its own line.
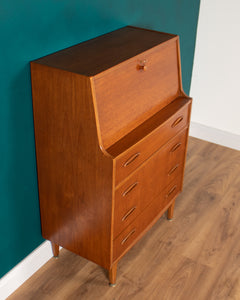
left=0, top=241, right=53, bottom=300
left=189, top=121, right=240, bottom=151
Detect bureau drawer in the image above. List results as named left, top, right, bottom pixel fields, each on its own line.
left=94, top=39, right=180, bottom=149
left=114, top=147, right=166, bottom=238
left=114, top=102, right=190, bottom=186
left=113, top=176, right=182, bottom=261
left=113, top=128, right=188, bottom=237
left=163, top=128, right=188, bottom=186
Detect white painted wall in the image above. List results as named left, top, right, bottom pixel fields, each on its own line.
left=190, top=0, right=240, bottom=141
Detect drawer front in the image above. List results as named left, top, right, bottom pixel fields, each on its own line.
left=114, top=104, right=190, bottom=186
left=113, top=128, right=188, bottom=237
left=163, top=128, right=188, bottom=187
left=113, top=176, right=182, bottom=261
left=93, top=39, right=180, bottom=149
left=114, top=146, right=166, bottom=238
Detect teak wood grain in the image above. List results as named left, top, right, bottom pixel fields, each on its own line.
left=8, top=138, right=240, bottom=300
left=31, top=64, right=113, bottom=269
left=113, top=129, right=187, bottom=237
left=113, top=177, right=182, bottom=261
left=93, top=38, right=180, bottom=148
left=30, top=26, right=192, bottom=285
left=111, top=97, right=191, bottom=185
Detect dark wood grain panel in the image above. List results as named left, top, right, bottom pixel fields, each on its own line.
left=33, top=26, right=176, bottom=76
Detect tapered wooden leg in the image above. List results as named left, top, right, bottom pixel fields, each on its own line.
left=51, top=242, right=59, bottom=258
left=167, top=200, right=175, bottom=220
left=109, top=262, right=118, bottom=287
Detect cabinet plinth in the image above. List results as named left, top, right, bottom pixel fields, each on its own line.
left=31, top=26, right=192, bottom=285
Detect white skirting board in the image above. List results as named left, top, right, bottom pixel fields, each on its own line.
left=189, top=122, right=240, bottom=151
left=0, top=241, right=53, bottom=300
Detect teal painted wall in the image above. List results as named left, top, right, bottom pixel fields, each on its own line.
left=0, top=0, right=200, bottom=278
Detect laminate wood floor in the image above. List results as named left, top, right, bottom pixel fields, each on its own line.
left=7, top=137, right=240, bottom=300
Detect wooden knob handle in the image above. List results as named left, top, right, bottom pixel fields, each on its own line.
left=137, top=64, right=147, bottom=71
left=137, top=59, right=147, bottom=71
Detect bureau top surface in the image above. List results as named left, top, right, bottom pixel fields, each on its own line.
left=33, top=26, right=177, bottom=76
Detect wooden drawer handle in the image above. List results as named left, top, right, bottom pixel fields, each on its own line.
left=122, top=206, right=136, bottom=221
left=122, top=182, right=138, bottom=197
left=166, top=185, right=177, bottom=198
left=121, top=229, right=136, bottom=245
left=123, top=152, right=140, bottom=167
left=171, top=116, right=184, bottom=128
left=170, top=142, right=182, bottom=152
left=168, top=164, right=179, bottom=176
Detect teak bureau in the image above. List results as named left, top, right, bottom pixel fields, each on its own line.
left=31, top=26, right=192, bottom=285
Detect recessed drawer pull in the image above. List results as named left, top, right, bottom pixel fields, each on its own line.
left=171, top=116, right=184, bottom=128
left=121, top=228, right=136, bottom=245
left=123, top=152, right=140, bottom=167
left=166, top=185, right=177, bottom=198
left=170, top=142, right=182, bottom=152
left=168, top=164, right=179, bottom=176
left=122, top=206, right=136, bottom=221
left=122, top=182, right=138, bottom=197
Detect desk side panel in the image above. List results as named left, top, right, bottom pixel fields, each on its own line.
left=31, top=63, right=113, bottom=268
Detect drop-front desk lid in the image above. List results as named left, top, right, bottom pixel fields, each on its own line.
left=32, top=26, right=186, bottom=151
